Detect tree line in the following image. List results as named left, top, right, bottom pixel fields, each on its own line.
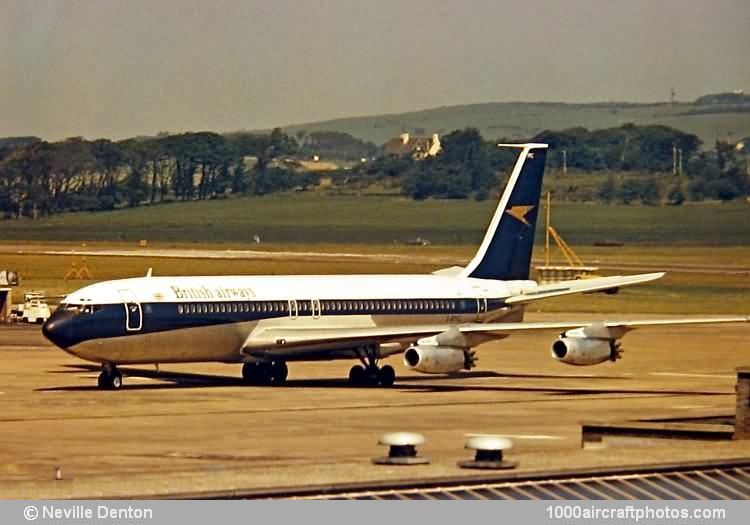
left=0, top=129, right=318, bottom=218
left=1, top=123, right=748, bottom=219
left=360, top=124, right=748, bottom=204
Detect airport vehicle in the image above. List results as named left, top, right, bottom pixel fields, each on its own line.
left=18, top=292, right=51, bottom=324
left=42, top=144, right=748, bottom=389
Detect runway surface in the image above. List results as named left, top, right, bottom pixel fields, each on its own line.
left=1, top=315, right=748, bottom=498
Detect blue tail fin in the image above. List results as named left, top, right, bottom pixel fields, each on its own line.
left=460, top=143, right=548, bottom=281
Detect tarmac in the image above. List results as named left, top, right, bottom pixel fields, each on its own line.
left=0, top=315, right=749, bottom=498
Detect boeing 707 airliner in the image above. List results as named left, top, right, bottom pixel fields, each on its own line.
left=42, top=143, right=748, bottom=389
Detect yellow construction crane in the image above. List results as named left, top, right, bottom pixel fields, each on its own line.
left=536, top=192, right=599, bottom=283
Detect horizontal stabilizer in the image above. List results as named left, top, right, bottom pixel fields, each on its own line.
left=431, top=266, right=465, bottom=277
left=504, top=272, right=665, bottom=304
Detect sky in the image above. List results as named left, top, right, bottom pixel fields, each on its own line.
left=2, top=0, right=749, bottom=140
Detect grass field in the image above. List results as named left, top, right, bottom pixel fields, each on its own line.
left=1, top=193, right=748, bottom=245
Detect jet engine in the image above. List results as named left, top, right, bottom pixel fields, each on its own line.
left=551, top=330, right=622, bottom=366
left=403, top=345, right=476, bottom=374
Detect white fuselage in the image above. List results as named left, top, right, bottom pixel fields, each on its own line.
left=53, top=274, right=537, bottom=364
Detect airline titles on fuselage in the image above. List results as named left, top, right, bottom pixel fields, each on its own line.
left=169, top=285, right=256, bottom=301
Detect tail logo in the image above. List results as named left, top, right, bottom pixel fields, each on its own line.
left=505, top=205, right=535, bottom=227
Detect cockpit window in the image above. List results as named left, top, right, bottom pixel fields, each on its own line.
left=58, top=303, right=101, bottom=314
left=58, top=303, right=82, bottom=312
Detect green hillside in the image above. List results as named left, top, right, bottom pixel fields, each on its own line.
left=283, top=102, right=750, bottom=146
left=1, top=193, right=747, bottom=246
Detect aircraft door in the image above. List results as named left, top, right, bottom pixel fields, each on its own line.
left=311, top=299, right=321, bottom=319
left=476, top=298, right=487, bottom=320
left=118, top=289, right=143, bottom=331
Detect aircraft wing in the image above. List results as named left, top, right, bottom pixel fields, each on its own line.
left=503, top=272, right=665, bottom=304
left=242, top=315, right=748, bottom=359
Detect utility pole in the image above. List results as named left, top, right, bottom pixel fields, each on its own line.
left=678, top=148, right=683, bottom=177
left=673, top=144, right=677, bottom=175
left=545, top=192, right=551, bottom=267
left=562, top=149, right=567, bottom=174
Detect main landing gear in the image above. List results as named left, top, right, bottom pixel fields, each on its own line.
left=349, top=345, right=395, bottom=387
left=242, top=361, right=288, bottom=385
left=348, top=364, right=395, bottom=387
left=97, top=363, right=123, bottom=390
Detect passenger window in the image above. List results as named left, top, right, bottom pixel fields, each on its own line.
left=178, top=305, right=183, bottom=314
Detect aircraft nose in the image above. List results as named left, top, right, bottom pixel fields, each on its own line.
left=42, top=309, right=76, bottom=349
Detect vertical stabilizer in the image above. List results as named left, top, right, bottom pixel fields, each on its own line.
left=460, top=143, right=548, bottom=281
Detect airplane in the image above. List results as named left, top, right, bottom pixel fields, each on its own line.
left=42, top=143, right=748, bottom=390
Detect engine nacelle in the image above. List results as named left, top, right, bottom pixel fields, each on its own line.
left=403, top=345, right=474, bottom=374
left=551, top=333, right=622, bottom=366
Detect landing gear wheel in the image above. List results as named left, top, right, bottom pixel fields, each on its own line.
left=270, top=361, right=288, bottom=385
left=378, top=365, right=395, bottom=387
left=349, top=364, right=396, bottom=387
left=97, top=366, right=122, bottom=390
left=364, top=366, right=381, bottom=386
left=349, top=365, right=365, bottom=385
left=243, top=361, right=287, bottom=386
left=242, top=362, right=261, bottom=384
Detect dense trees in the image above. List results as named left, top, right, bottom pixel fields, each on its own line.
left=399, top=128, right=511, bottom=200
left=0, top=128, right=310, bottom=218
left=533, top=124, right=701, bottom=172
